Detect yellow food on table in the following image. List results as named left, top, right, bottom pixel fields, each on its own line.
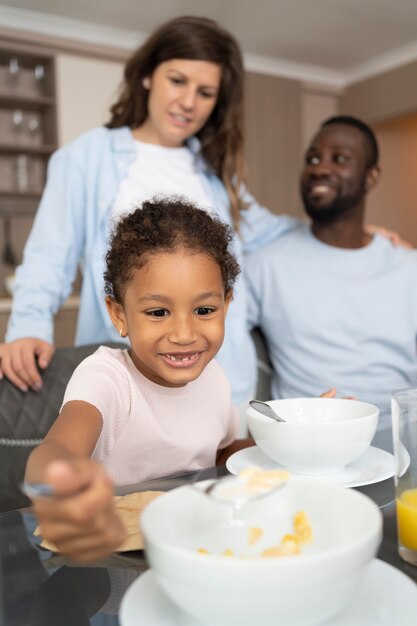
left=396, top=488, right=417, bottom=551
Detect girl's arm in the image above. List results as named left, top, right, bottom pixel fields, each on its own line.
left=26, top=400, right=103, bottom=481
left=216, top=437, right=254, bottom=466
left=25, top=401, right=126, bottom=563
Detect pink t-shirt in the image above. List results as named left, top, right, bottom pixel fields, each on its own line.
left=62, top=347, right=238, bottom=486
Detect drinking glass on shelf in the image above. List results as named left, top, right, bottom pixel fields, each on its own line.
left=391, top=388, right=417, bottom=567
left=34, top=64, right=45, bottom=81
left=16, top=154, right=29, bottom=192
left=9, top=57, right=19, bottom=77
left=34, top=64, right=45, bottom=95
left=8, top=58, right=20, bottom=91
left=27, top=116, right=42, bottom=146
left=12, top=110, right=24, bottom=144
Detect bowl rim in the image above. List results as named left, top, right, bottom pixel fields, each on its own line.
left=247, top=397, right=379, bottom=426
left=141, top=480, right=382, bottom=567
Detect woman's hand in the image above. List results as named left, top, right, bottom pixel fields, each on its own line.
left=0, top=338, right=55, bottom=391
left=320, top=388, right=336, bottom=398
left=366, top=225, right=413, bottom=249
left=31, top=459, right=126, bottom=563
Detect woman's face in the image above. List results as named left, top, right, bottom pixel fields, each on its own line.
left=135, top=59, right=222, bottom=147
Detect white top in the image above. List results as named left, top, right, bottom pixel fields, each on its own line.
left=62, top=347, right=238, bottom=485
left=246, top=223, right=417, bottom=429
left=111, top=140, right=213, bottom=222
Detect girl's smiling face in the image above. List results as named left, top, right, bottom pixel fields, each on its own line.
left=106, top=248, right=231, bottom=387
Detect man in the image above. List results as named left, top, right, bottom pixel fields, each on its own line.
left=246, top=116, right=417, bottom=429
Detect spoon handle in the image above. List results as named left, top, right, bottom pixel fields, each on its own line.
left=249, top=400, right=285, bottom=422
left=20, top=482, right=55, bottom=499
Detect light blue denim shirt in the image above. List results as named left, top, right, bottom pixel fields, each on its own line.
left=6, top=126, right=296, bottom=405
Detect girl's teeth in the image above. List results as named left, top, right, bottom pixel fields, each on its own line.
left=168, top=354, right=194, bottom=361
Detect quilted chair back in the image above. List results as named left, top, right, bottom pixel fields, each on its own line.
left=0, top=343, right=123, bottom=513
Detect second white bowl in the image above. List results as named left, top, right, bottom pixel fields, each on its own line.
left=247, top=397, right=379, bottom=475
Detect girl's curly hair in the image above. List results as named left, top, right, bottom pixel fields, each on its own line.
left=104, top=197, right=240, bottom=303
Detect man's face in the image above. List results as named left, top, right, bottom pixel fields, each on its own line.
left=300, top=124, right=371, bottom=222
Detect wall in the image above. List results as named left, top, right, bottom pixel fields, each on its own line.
left=55, top=54, right=124, bottom=145
left=340, top=59, right=417, bottom=124
left=339, top=60, right=417, bottom=245
left=367, top=113, right=417, bottom=247
left=301, top=87, right=339, bottom=150
left=244, top=72, right=303, bottom=218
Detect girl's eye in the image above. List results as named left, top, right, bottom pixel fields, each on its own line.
left=335, top=154, right=348, bottom=164
left=147, top=309, right=169, bottom=317
left=195, top=307, right=215, bottom=316
left=170, top=77, right=184, bottom=85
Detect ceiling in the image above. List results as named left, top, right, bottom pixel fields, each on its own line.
left=2, top=0, right=417, bottom=86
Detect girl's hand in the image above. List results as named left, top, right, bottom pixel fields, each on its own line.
left=366, top=225, right=413, bottom=249
left=31, top=459, right=126, bottom=563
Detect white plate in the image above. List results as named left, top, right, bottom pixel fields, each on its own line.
left=119, top=559, right=417, bottom=626
left=225, top=445, right=394, bottom=488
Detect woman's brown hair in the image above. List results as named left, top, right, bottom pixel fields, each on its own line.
left=106, top=16, right=247, bottom=228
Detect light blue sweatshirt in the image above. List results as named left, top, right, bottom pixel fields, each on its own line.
left=6, top=126, right=296, bottom=405
left=246, top=223, right=417, bottom=428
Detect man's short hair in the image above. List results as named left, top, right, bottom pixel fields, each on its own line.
left=321, top=115, right=379, bottom=169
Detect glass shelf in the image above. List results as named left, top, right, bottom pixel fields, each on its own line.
left=0, top=143, right=57, bottom=155
left=0, top=94, right=55, bottom=110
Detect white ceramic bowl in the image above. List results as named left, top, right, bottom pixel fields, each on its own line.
left=247, top=398, right=379, bottom=475
left=141, top=479, right=382, bottom=626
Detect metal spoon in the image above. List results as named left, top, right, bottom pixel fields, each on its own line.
left=191, top=472, right=288, bottom=508
left=20, top=482, right=54, bottom=499
left=249, top=400, right=286, bottom=423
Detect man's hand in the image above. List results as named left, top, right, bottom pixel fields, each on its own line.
left=0, top=338, right=55, bottom=391
left=31, top=459, right=127, bottom=563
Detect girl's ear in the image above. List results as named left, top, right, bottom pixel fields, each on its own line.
left=105, top=297, right=127, bottom=337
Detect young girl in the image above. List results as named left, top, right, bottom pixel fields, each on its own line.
left=25, top=199, right=252, bottom=563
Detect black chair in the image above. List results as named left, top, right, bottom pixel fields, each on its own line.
left=0, top=343, right=123, bottom=513
left=251, top=327, right=273, bottom=401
